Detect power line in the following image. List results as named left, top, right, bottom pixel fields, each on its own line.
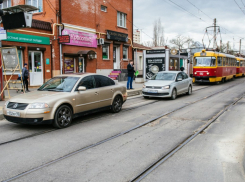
left=241, top=0, right=245, bottom=7
left=167, top=0, right=206, bottom=23
left=45, top=0, right=57, bottom=15
left=186, top=0, right=213, bottom=20
left=234, top=0, right=245, bottom=15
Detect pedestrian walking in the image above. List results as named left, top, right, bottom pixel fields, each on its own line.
left=22, top=63, right=30, bottom=92
left=127, top=60, right=135, bottom=90
left=180, top=66, right=185, bottom=72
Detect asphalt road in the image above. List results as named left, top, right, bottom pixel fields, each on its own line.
left=0, top=78, right=245, bottom=182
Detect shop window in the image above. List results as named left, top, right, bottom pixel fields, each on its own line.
left=0, top=0, right=11, bottom=8
left=123, top=46, right=128, bottom=60
left=26, top=0, right=43, bottom=12
left=101, top=5, right=107, bottom=12
left=117, top=12, right=126, bottom=28
left=64, top=57, right=75, bottom=74
left=169, top=59, right=178, bottom=70
left=217, top=57, right=222, bottom=66
left=102, top=45, right=109, bottom=60
left=139, top=56, right=143, bottom=70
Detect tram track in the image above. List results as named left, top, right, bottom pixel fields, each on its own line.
left=0, top=84, right=214, bottom=146
left=130, top=94, right=244, bottom=182
left=2, top=80, right=244, bottom=182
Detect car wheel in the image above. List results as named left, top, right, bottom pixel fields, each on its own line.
left=186, top=85, right=192, bottom=95
left=111, top=95, right=122, bottom=113
left=143, top=96, right=149, bottom=99
left=53, top=105, right=73, bottom=129
left=171, top=89, right=177, bottom=100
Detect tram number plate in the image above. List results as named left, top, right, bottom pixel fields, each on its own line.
left=7, top=110, right=20, bottom=117
left=200, top=73, right=204, bottom=75
left=148, top=90, right=158, bottom=93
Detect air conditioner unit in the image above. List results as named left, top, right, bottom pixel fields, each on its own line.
left=97, top=38, right=104, bottom=45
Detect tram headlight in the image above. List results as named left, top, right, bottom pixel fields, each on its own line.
left=207, top=72, right=210, bottom=75
left=195, top=72, right=197, bottom=75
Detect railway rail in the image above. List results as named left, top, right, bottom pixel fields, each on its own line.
left=2, top=80, right=244, bottom=182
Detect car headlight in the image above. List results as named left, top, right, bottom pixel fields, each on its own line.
left=143, top=84, right=146, bottom=88
left=29, top=103, right=49, bottom=109
left=5, top=101, right=9, bottom=107
left=162, top=85, right=170, bottom=89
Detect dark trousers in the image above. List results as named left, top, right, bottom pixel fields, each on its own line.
left=127, top=76, right=133, bottom=89
left=23, top=77, right=29, bottom=91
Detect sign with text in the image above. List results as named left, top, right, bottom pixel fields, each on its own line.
left=3, top=32, right=50, bottom=45
left=58, top=35, right=70, bottom=44
left=146, top=49, right=165, bottom=54
left=107, top=30, right=128, bottom=42
left=1, top=47, right=19, bottom=70
left=62, top=29, right=97, bottom=48
left=0, top=28, right=7, bottom=40
left=145, top=57, right=165, bottom=79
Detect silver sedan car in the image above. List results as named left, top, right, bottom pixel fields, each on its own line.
left=142, top=71, right=193, bottom=99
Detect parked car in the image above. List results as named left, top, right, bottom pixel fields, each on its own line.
left=142, top=71, right=193, bottom=99
left=3, top=73, right=127, bottom=128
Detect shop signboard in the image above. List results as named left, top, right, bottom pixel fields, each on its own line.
left=146, top=49, right=165, bottom=54
left=107, top=30, right=128, bottom=42
left=58, top=35, right=70, bottom=44
left=0, top=27, right=7, bottom=40
left=62, top=29, right=97, bottom=48
left=145, top=57, right=165, bottom=79
left=3, top=32, right=50, bottom=45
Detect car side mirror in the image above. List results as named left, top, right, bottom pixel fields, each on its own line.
left=78, top=86, right=86, bottom=91
left=177, top=78, right=182, bottom=82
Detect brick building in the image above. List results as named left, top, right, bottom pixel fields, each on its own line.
left=1, top=0, right=133, bottom=86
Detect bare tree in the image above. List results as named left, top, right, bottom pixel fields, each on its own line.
left=153, top=18, right=165, bottom=47
left=143, top=41, right=153, bottom=47
left=170, top=35, right=194, bottom=50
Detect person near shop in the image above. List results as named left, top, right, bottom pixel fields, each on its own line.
left=180, top=67, right=185, bottom=72
left=127, top=60, right=135, bottom=90
left=22, top=63, right=30, bottom=92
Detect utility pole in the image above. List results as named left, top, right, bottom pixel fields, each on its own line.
left=227, top=41, right=229, bottom=54
left=213, top=18, right=216, bottom=49
left=239, top=39, right=242, bottom=55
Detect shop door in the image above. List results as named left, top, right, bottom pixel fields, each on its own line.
left=78, top=57, right=85, bottom=73
left=113, top=46, right=120, bottom=70
left=29, top=51, right=43, bottom=86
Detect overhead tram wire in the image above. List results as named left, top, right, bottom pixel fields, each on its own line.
left=45, top=0, right=57, bottom=15
left=234, top=0, right=245, bottom=15
left=241, top=0, right=245, bottom=7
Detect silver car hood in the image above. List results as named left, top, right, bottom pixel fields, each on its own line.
left=145, top=80, right=175, bottom=86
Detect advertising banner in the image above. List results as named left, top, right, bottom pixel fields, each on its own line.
left=62, top=29, right=97, bottom=48
left=64, top=58, right=74, bottom=73
left=145, top=57, right=165, bottom=79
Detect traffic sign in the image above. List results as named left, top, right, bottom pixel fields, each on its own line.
left=58, top=35, right=70, bottom=44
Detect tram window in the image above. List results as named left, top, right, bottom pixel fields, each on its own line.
left=218, top=57, right=222, bottom=66
left=223, top=58, right=227, bottom=66
left=237, top=61, right=240, bottom=67
left=194, top=57, right=216, bottom=67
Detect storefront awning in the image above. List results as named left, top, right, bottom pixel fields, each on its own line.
left=78, top=50, right=96, bottom=56
left=64, top=53, right=80, bottom=57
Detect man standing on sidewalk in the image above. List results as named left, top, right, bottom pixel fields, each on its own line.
left=127, top=60, right=135, bottom=90
left=22, top=63, right=30, bottom=92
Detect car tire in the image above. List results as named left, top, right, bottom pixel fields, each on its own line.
left=143, top=96, right=149, bottom=99
left=111, top=95, right=123, bottom=113
left=53, top=105, right=73, bottom=129
left=171, top=88, right=177, bottom=100
left=186, top=85, right=192, bottom=95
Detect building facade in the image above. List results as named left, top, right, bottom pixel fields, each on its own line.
left=133, top=29, right=141, bottom=44
left=1, top=0, right=133, bottom=86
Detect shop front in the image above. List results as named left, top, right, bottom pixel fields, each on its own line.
left=62, top=26, right=97, bottom=74
left=2, top=32, right=51, bottom=86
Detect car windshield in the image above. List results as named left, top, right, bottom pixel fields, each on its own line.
left=151, top=73, right=176, bottom=81
left=38, top=77, right=80, bottom=92
left=194, top=57, right=216, bottom=67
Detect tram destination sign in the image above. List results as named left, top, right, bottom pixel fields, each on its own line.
left=107, top=30, right=128, bottom=42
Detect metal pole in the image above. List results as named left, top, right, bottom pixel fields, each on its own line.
left=214, top=18, right=216, bottom=49
left=143, top=50, right=146, bottom=82
left=59, top=26, right=63, bottom=75
left=239, top=39, right=241, bottom=55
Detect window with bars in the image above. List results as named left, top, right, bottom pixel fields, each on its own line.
left=117, top=12, right=126, bottom=28
left=0, top=0, right=11, bottom=9
left=26, top=0, right=43, bottom=12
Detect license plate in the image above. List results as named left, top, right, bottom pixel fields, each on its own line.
left=200, top=73, right=203, bottom=75
left=7, top=110, right=20, bottom=117
left=148, top=90, right=158, bottom=93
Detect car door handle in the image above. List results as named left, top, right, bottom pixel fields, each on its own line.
left=110, top=89, right=114, bottom=92
left=95, top=92, right=99, bottom=95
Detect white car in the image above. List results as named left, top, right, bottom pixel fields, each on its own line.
left=142, top=71, right=193, bottom=100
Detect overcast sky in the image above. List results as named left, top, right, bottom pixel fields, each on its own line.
left=133, top=0, right=245, bottom=50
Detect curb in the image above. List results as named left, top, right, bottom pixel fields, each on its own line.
left=127, top=88, right=142, bottom=97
